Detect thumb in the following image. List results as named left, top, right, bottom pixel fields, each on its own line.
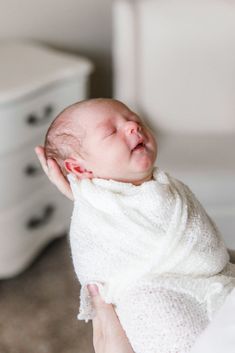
left=87, top=283, right=100, bottom=297
left=87, top=284, right=108, bottom=312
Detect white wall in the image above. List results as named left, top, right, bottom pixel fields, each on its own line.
left=0, top=0, right=113, bottom=96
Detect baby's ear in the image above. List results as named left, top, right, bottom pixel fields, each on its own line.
left=63, top=158, right=93, bottom=179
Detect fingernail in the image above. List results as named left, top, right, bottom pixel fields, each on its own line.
left=87, top=284, right=99, bottom=297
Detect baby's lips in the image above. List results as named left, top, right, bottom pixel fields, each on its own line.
left=131, top=136, right=145, bottom=151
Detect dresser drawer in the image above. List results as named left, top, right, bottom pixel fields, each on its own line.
left=0, top=184, right=73, bottom=278
left=0, top=78, right=88, bottom=155
left=0, top=138, right=51, bottom=210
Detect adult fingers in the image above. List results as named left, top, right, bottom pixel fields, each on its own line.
left=35, top=146, right=74, bottom=201
left=87, top=284, right=106, bottom=347
left=87, top=284, right=124, bottom=338
left=87, top=284, right=135, bottom=353
left=87, top=284, right=117, bottom=319
left=34, top=145, right=49, bottom=175
left=47, top=159, right=74, bottom=200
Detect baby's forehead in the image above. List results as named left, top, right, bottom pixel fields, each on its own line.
left=76, top=102, right=127, bottom=129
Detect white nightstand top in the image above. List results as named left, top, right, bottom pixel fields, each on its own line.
left=0, top=41, right=94, bottom=105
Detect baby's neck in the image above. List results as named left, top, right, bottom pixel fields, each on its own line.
left=131, top=172, right=154, bottom=186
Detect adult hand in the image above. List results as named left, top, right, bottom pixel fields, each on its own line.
left=87, top=284, right=134, bottom=353
left=34, top=145, right=74, bottom=201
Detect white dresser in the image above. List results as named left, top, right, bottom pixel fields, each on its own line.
left=0, top=41, right=93, bottom=278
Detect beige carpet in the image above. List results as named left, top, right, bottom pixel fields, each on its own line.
left=0, top=236, right=94, bottom=353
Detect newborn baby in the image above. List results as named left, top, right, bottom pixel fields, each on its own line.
left=44, top=98, right=235, bottom=353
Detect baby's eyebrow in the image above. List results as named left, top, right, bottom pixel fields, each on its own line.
left=96, top=121, right=111, bottom=130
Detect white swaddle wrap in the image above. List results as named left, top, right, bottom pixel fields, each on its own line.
left=68, top=166, right=235, bottom=353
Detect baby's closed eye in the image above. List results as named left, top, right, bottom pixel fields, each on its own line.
left=105, top=129, right=116, bottom=137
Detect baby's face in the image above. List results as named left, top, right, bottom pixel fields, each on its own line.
left=67, top=101, right=157, bottom=184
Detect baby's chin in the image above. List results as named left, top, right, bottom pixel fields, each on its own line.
left=131, top=172, right=154, bottom=185
left=127, top=162, right=155, bottom=185
left=103, top=164, right=154, bottom=184
left=131, top=149, right=156, bottom=173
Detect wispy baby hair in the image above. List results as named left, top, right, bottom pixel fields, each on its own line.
left=44, top=101, right=87, bottom=177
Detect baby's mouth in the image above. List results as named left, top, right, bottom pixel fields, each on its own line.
left=132, top=142, right=145, bottom=152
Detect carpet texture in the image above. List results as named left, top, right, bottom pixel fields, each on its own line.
left=0, top=236, right=94, bottom=353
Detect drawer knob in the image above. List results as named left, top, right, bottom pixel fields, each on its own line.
left=26, top=104, right=54, bottom=126
left=24, top=163, right=42, bottom=176
left=26, top=204, right=55, bottom=230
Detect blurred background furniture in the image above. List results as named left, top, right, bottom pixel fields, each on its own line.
left=113, top=0, right=235, bottom=251
left=0, top=1, right=112, bottom=98
left=0, top=1, right=235, bottom=352
left=0, top=41, right=93, bottom=278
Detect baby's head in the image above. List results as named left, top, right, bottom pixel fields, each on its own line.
left=44, top=98, right=157, bottom=185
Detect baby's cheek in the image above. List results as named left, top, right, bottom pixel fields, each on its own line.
left=115, top=147, right=130, bottom=164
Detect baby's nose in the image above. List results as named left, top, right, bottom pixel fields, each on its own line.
left=125, top=121, right=141, bottom=135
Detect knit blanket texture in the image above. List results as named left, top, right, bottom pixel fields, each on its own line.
left=67, top=166, right=235, bottom=353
